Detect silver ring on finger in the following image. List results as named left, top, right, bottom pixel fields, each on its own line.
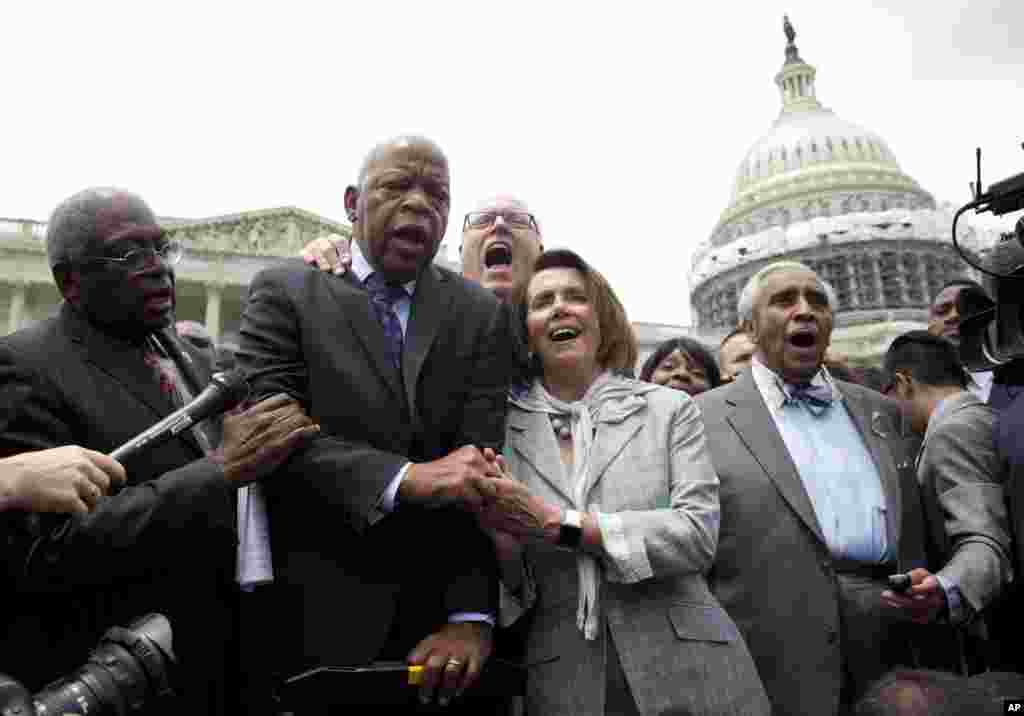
left=445, top=659, right=464, bottom=670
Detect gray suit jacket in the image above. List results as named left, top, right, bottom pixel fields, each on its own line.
left=918, top=390, right=1012, bottom=616
left=506, top=379, right=769, bottom=716
left=696, top=371, right=927, bottom=716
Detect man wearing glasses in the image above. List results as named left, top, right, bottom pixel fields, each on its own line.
left=302, top=194, right=543, bottom=304
left=0, top=187, right=318, bottom=715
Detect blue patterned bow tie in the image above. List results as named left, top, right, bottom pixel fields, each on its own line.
left=784, top=382, right=834, bottom=416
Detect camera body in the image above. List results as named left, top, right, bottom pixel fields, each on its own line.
left=958, top=217, right=1024, bottom=372
left=952, top=149, right=1024, bottom=372
left=0, top=613, right=175, bottom=716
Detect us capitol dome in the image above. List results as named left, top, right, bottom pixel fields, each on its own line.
left=690, top=16, right=990, bottom=364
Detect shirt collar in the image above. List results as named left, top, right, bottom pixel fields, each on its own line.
left=751, top=355, right=838, bottom=413
left=350, top=238, right=417, bottom=296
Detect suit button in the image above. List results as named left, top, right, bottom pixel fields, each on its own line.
left=821, top=560, right=832, bottom=574
left=827, top=629, right=838, bottom=644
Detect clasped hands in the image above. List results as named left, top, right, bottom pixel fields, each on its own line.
left=400, top=445, right=558, bottom=542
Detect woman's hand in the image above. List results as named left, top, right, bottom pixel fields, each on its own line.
left=477, top=477, right=562, bottom=543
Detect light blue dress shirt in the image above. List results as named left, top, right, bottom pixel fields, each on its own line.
left=751, top=358, right=894, bottom=564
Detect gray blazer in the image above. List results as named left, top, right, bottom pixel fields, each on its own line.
left=506, top=379, right=769, bottom=716
left=918, top=390, right=1012, bottom=615
left=695, top=371, right=927, bottom=716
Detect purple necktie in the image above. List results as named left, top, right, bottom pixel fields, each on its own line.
left=784, top=382, right=834, bottom=417
left=365, top=273, right=406, bottom=372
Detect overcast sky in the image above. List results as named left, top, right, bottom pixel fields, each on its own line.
left=3, top=0, right=1021, bottom=325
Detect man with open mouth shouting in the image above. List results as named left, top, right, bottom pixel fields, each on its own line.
left=301, top=194, right=543, bottom=307
left=695, top=260, right=931, bottom=716
left=238, top=136, right=519, bottom=714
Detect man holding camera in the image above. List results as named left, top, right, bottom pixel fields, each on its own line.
left=0, top=187, right=318, bottom=715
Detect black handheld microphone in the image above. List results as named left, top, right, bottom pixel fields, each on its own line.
left=110, top=370, right=250, bottom=463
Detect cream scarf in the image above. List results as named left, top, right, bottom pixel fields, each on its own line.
left=510, top=371, right=654, bottom=639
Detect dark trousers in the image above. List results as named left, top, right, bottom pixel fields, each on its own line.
left=835, top=573, right=918, bottom=706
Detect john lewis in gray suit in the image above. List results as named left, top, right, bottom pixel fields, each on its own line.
left=695, top=261, right=928, bottom=716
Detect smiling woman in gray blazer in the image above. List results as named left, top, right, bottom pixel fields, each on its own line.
left=479, top=249, right=769, bottom=716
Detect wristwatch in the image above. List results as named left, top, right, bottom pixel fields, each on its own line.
left=556, top=509, right=584, bottom=550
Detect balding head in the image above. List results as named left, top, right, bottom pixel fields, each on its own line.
left=343, top=135, right=451, bottom=283
left=737, top=260, right=838, bottom=324
left=742, top=261, right=836, bottom=382
left=354, top=135, right=448, bottom=194
left=46, top=187, right=156, bottom=272
left=45, top=187, right=174, bottom=342
left=461, top=193, right=543, bottom=303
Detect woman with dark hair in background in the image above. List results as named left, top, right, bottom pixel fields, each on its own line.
left=480, top=249, right=768, bottom=716
left=639, top=337, right=721, bottom=397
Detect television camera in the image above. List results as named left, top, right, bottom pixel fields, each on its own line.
left=0, top=613, right=175, bottom=716
left=951, top=145, right=1024, bottom=372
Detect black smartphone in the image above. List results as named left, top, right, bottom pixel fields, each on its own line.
left=888, top=573, right=912, bottom=593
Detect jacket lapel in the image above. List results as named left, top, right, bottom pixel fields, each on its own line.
left=403, top=265, right=451, bottom=417
left=724, top=372, right=827, bottom=546
left=507, top=410, right=574, bottom=504
left=153, top=329, right=208, bottom=454
left=63, top=304, right=174, bottom=422
left=583, top=420, right=644, bottom=505
left=840, top=384, right=904, bottom=552
left=156, top=328, right=207, bottom=394
left=328, top=273, right=404, bottom=402
left=922, top=391, right=979, bottom=445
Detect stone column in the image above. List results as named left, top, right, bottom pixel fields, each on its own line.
left=7, top=282, right=26, bottom=334
left=204, top=283, right=222, bottom=343
left=845, top=259, right=858, bottom=309
left=874, top=252, right=886, bottom=309
left=918, top=250, right=932, bottom=305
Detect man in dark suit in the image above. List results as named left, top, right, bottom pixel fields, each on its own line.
left=238, top=136, right=517, bottom=712
left=0, top=187, right=317, bottom=715
left=696, top=261, right=928, bottom=716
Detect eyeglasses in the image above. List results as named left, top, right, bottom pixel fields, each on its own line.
left=463, top=211, right=538, bottom=232
left=84, top=241, right=184, bottom=272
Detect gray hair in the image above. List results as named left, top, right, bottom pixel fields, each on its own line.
left=356, top=135, right=447, bottom=191
left=45, top=187, right=149, bottom=270
left=737, top=260, right=838, bottom=324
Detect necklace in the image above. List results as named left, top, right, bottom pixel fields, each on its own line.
left=549, top=415, right=572, bottom=441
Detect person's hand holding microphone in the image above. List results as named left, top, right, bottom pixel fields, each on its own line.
left=0, top=446, right=126, bottom=514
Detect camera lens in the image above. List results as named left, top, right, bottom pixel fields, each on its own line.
left=32, top=614, right=176, bottom=715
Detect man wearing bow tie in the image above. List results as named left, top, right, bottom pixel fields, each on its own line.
left=696, top=261, right=928, bottom=716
